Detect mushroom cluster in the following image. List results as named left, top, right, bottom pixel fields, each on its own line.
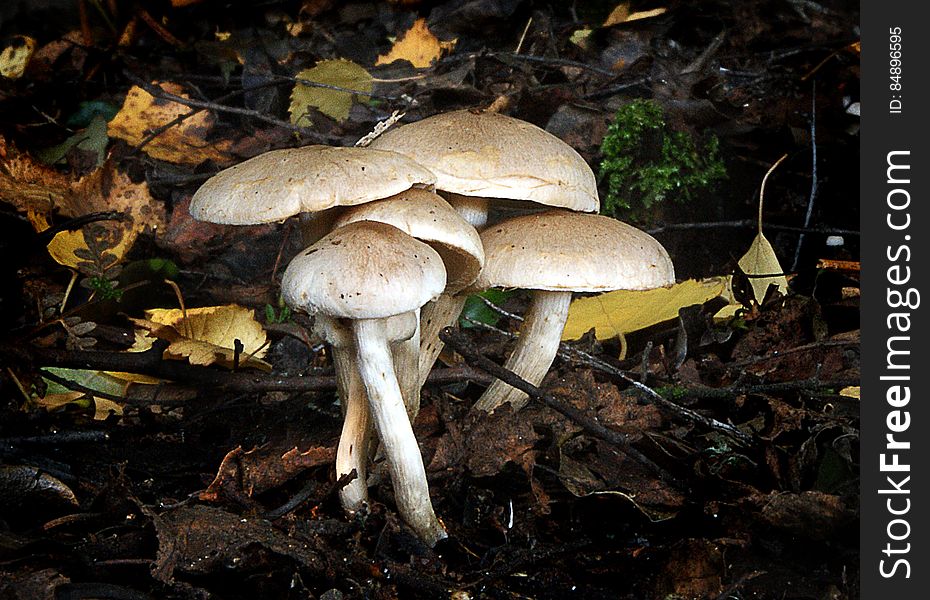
left=188, top=108, right=674, bottom=546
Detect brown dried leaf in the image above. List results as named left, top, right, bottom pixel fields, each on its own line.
left=376, top=18, right=456, bottom=68
left=202, top=445, right=335, bottom=502
left=107, top=82, right=233, bottom=165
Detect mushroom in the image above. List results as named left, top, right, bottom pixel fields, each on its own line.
left=468, top=210, right=676, bottom=412
left=332, top=188, right=484, bottom=404
left=370, top=109, right=600, bottom=387
left=323, top=189, right=483, bottom=515
left=188, top=145, right=438, bottom=517
left=188, top=145, right=436, bottom=243
left=281, top=220, right=448, bottom=546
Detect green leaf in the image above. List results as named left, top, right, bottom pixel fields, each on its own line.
left=460, top=289, right=514, bottom=328
left=36, top=114, right=110, bottom=167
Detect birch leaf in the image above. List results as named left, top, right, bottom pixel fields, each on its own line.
left=561, top=278, right=727, bottom=341
left=289, top=59, right=372, bottom=126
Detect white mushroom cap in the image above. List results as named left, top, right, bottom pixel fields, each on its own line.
left=189, top=146, right=436, bottom=225
left=472, top=210, right=675, bottom=292
left=332, top=188, right=484, bottom=293
left=281, top=220, right=446, bottom=320
left=369, top=109, right=599, bottom=212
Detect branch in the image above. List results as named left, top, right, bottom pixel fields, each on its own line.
left=439, top=327, right=686, bottom=492
left=3, top=341, right=490, bottom=396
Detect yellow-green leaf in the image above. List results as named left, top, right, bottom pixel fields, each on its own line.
left=561, top=278, right=727, bottom=341
left=289, top=59, right=373, bottom=126
left=737, top=232, right=789, bottom=304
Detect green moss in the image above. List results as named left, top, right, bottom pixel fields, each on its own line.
left=599, top=99, right=726, bottom=219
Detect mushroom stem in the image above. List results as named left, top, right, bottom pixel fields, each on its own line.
left=299, top=210, right=341, bottom=246
left=474, top=290, right=572, bottom=412
left=418, top=293, right=468, bottom=388
left=353, top=316, right=447, bottom=546
left=333, top=344, right=372, bottom=511
left=444, top=193, right=489, bottom=230
left=316, top=316, right=372, bottom=512
left=392, top=308, right=421, bottom=419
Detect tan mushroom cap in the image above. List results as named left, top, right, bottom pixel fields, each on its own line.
left=189, top=146, right=436, bottom=225
left=332, top=188, right=484, bottom=293
left=281, top=221, right=446, bottom=320
left=472, top=211, right=675, bottom=292
left=369, top=109, right=599, bottom=212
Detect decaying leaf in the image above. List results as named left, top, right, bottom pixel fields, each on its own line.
left=737, top=232, right=789, bottom=304
left=129, top=305, right=271, bottom=371
left=1, top=138, right=165, bottom=273
left=0, top=136, right=70, bottom=215
left=289, top=59, right=373, bottom=125
left=561, top=278, right=727, bottom=341
left=0, top=35, right=36, bottom=79
left=376, top=18, right=456, bottom=68
left=107, top=82, right=233, bottom=165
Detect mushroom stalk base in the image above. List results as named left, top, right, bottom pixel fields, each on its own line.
left=418, top=294, right=468, bottom=389
left=354, top=317, right=447, bottom=546
left=474, top=290, right=572, bottom=412
left=333, top=344, right=372, bottom=512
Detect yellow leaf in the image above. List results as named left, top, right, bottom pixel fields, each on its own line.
left=603, top=4, right=667, bottom=27
left=562, top=278, right=727, bottom=341
left=0, top=35, right=36, bottom=79
left=45, top=227, right=139, bottom=270
left=839, top=386, right=860, bottom=400
left=376, top=18, right=455, bottom=68
left=737, top=232, right=789, bottom=304
left=129, top=305, right=271, bottom=371
left=93, top=398, right=124, bottom=420
left=289, top=59, right=373, bottom=126
left=107, top=82, right=232, bottom=165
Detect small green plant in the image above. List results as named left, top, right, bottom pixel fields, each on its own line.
left=265, top=296, right=293, bottom=324
left=599, top=99, right=726, bottom=218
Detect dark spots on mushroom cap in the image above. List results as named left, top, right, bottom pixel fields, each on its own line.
left=303, top=248, right=319, bottom=256
left=331, top=240, right=342, bottom=246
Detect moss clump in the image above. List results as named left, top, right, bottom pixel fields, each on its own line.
left=599, top=99, right=726, bottom=219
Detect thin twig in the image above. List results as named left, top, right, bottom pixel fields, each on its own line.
left=122, top=72, right=329, bottom=138
left=645, top=220, right=858, bottom=237
left=5, top=342, right=489, bottom=395
left=463, top=306, right=754, bottom=446
left=792, top=80, right=818, bottom=272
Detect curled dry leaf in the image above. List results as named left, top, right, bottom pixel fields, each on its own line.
left=129, top=305, right=271, bottom=371
left=107, top=82, right=233, bottom=165
left=738, top=232, right=789, bottom=305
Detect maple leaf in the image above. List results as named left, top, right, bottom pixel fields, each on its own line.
left=129, top=305, right=271, bottom=371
